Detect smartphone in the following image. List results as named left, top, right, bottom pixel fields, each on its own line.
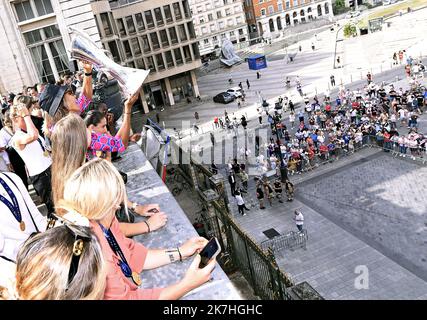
left=199, top=237, right=221, bottom=268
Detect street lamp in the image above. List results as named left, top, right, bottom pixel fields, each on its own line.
left=333, top=24, right=345, bottom=69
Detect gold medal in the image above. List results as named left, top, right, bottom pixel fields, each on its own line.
left=43, top=150, right=49, bottom=157
left=20, top=220, right=26, bottom=231
left=131, top=271, right=142, bottom=286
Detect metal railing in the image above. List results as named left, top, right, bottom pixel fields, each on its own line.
left=260, top=229, right=308, bottom=254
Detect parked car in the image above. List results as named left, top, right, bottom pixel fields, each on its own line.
left=345, top=10, right=361, bottom=19
left=213, top=92, right=235, bottom=104
left=226, top=87, right=243, bottom=98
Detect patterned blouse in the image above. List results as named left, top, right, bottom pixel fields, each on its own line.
left=88, top=132, right=125, bottom=159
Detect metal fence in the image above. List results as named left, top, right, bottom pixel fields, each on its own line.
left=260, top=230, right=308, bottom=254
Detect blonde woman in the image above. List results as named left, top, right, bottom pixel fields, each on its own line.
left=0, top=224, right=106, bottom=300
left=59, top=159, right=215, bottom=300
left=51, top=114, right=166, bottom=235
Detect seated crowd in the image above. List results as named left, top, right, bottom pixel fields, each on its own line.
left=0, top=62, right=215, bottom=300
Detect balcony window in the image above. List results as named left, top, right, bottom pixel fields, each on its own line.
left=165, top=51, right=174, bottom=68
left=150, top=32, right=160, bottom=50
left=136, top=58, right=145, bottom=69
left=208, top=14, right=213, bottom=21
left=126, top=16, right=136, bottom=34
left=173, top=2, right=182, bottom=20
left=163, top=5, right=173, bottom=23
left=34, top=0, right=53, bottom=16
left=178, top=24, right=187, bottom=41
left=192, top=43, right=200, bottom=59
left=145, top=10, right=155, bottom=28
left=174, top=48, right=183, bottom=65
left=187, top=22, right=196, bottom=39
left=169, top=27, right=178, bottom=45
left=146, top=56, right=155, bottom=72
left=117, top=18, right=126, bottom=36
left=108, top=41, right=121, bottom=62
left=156, top=53, right=165, bottom=70
left=182, top=0, right=191, bottom=18
left=100, top=12, right=113, bottom=36
left=14, top=0, right=35, bottom=22
left=154, top=8, right=164, bottom=26
left=159, top=29, right=169, bottom=47
left=131, top=38, right=141, bottom=55
left=217, top=11, right=222, bottom=18
left=141, top=35, right=151, bottom=53
left=43, top=25, right=61, bottom=39
left=123, top=40, right=132, bottom=58
left=135, top=13, right=145, bottom=32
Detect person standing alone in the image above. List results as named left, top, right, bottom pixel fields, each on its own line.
left=235, top=191, right=250, bottom=216
left=294, top=210, right=304, bottom=233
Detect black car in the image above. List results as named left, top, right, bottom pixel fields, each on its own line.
left=213, top=92, right=235, bottom=104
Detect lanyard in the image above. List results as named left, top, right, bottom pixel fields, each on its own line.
left=21, top=129, right=47, bottom=155
left=0, top=177, right=24, bottom=231
left=98, top=223, right=141, bottom=286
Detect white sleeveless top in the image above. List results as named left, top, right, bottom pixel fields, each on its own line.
left=11, top=130, right=52, bottom=177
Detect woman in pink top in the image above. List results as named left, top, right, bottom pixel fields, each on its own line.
left=59, top=158, right=215, bottom=300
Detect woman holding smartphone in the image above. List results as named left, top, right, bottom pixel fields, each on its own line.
left=58, top=158, right=216, bottom=299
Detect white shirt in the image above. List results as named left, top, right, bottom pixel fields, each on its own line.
left=295, top=213, right=304, bottom=225
left=11, top=130, right=52, bottom=177
left=0, top=172, right=47, bottom=261
left=235, top=194, right=245, bottom=206
left=0, top=128, right=12, bottom=170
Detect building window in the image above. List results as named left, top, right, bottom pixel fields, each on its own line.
left=278, top=3, right=283, bottom=11
left=201, top=27, right=207, bottom=34
left=165, top=51, right=174, bottom=68
left=239, top=28, right=244, bottom=35
left=293, top=0, right=298, bottom=6
left=200, top=18, right=205, bottom=24
left=174, top=48, right=183, bottom=65
left=146, top=56, right=155, bottom=71
left=192, top=43, right=200, bottom=59
left=210, top=24, right=216, bottom=32
left=135, top=13, right=145, bottom=32
left=208, top=14, right=213, bottom=21
left=225, top=9, right=231, bottom=16
left=34, top=0, right=53, bottom=16
left=107, top=41, right=121, bottom=62
left=187, top=22, right=196, bottom=39
left=178, top=24, right=187, bottom=41
left=168, top=27, right=178, bottom=44
left=219, top=21, right=224, bottom=29
left=141, top=35, right=151, bottom=53
left=150, top=32, right=160, bottom=50
left=127, top=61, right=136, bottom=68
left=159, top=29, right=169, bottom=47
left=182, top=0, right=191, bottom=18
left=122, top=40, right=132, bottom=58
left=130, top=38, right=141, bottom=55
left=203, top=39, right=209, bottom=44
left=14, top=0, right=35, bottom=22
left=236, top=16, right=242, bottom=24
left=173, top=2, right=182, bottom=20
left=230, top=31, right=235, bottom=36
left=116, top=18, right=126, bottom=36
left=154, top=8, right=164, bottom=26
left=213, top=35, right=218, bottom=42
left=216, top=11, right=222, bottom=18
left=183, top=45, right=192, bottom=63
left=156, top=53, right=165, bottom=70
left=100, top=12, right=113, bottom=36
left=197, top=6, right=203, bottom=13
left=259, top=0, right=264, bottom=3
left=163, top=5, right=173, bottom=23
left=286, top=1, right=290, bottom=9
left=136, top=57, right=145, bottom=69
left=260, top=9, right=266, bottom=16
left=126, top=16, right=136, bottom=34
left=145, top=10, right=155, bottom=28
left=24, top=25, right=69, bottom=83
left=227, top=19, right=233, bottom=26
left=268, top=6, right=274, bottom=14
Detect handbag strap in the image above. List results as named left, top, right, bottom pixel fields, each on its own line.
left=1, top=172, right=40, bottom=233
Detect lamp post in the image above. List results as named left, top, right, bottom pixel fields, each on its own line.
left=333, top=24, right=345, bottom=69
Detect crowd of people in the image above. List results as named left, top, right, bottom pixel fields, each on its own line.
left=0, top=61, right=216, bottom=300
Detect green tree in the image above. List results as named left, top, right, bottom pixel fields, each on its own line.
left=343, top=23, right=357, bottom=38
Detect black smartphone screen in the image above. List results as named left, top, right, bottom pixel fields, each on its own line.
left=199, top=238, right=219, bottom=268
